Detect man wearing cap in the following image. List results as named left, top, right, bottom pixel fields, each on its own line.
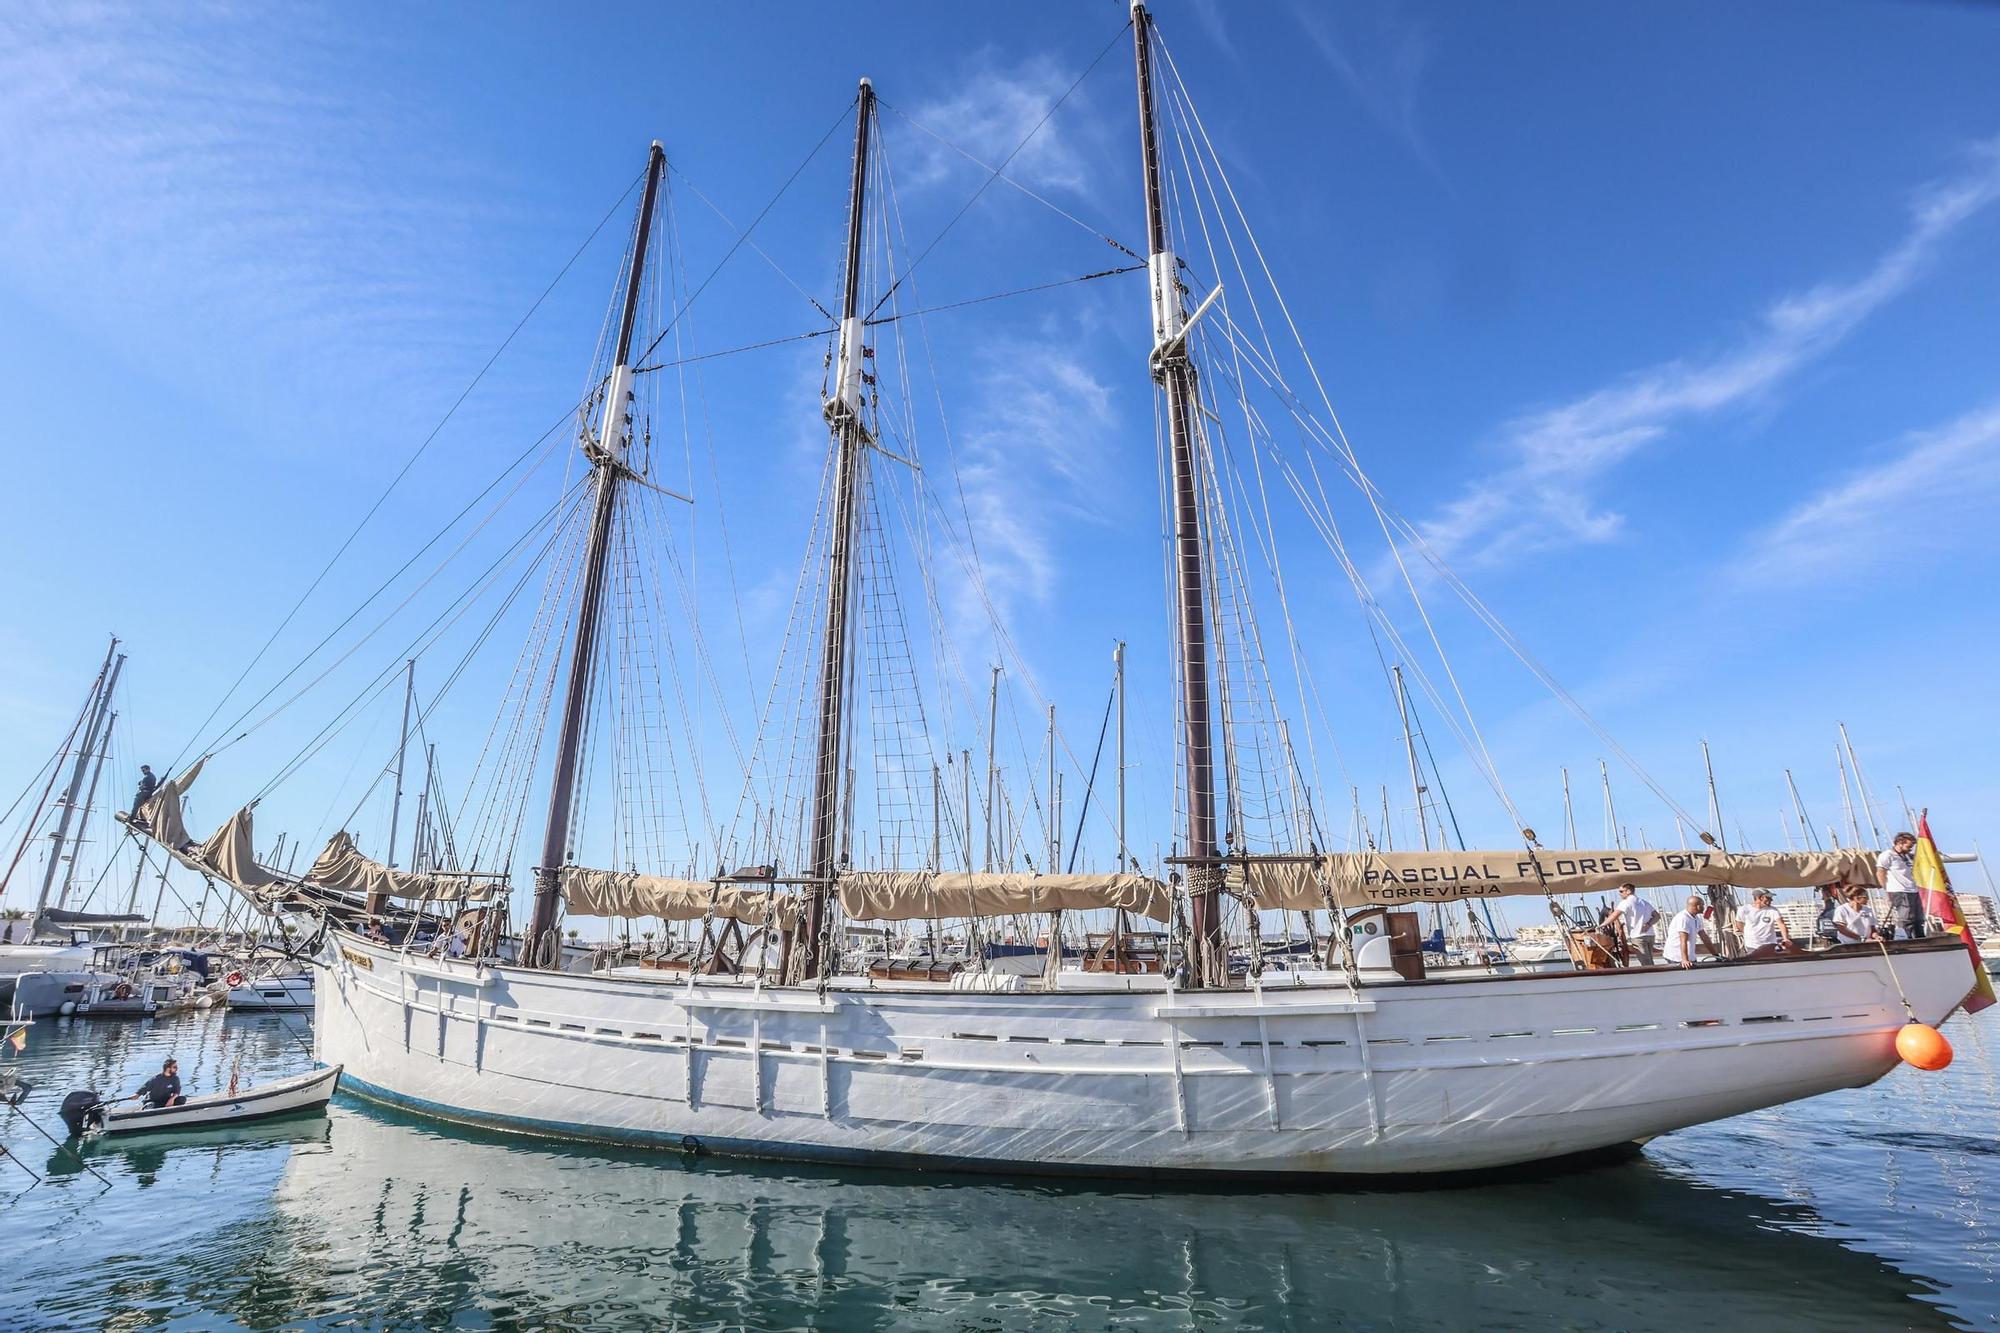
left=1877, top=832, right=1926, bottom=940
left=1735, top=889, right=1793, bottom=959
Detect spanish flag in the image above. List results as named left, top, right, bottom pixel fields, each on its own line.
left=1914, top=811, right=1996, bottom=1013
left=5, top=1025, right=22, bottom=1053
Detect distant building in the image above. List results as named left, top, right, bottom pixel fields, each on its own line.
left=1959, top=894, right=1997, bottom=940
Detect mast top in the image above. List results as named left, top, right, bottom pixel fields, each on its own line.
left=858, top=76, right=872, bottom=90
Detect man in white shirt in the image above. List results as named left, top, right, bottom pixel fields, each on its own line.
left=1734, top=889, right=1793, bottom=959
left=1610, top=882, right=1659, bottom=966
left=1833, top=886, right=1880, bottom=946
left=1662, top=895, right=1715, bottom=969
left=1876, top=832, right=1925, bottom=939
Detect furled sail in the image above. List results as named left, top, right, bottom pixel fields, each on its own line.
left=837, top=871, right=1175, bottom=923
left=193, top=805, right=288, bottom=891
left=1235, top=847, right=1882, bottom=910
left=560, top=867, right=798, bottom=928
left=308, top=831, right=484, bottom=902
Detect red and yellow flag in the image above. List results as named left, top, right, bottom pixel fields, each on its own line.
left=1914, top=811, right=1996, bottom=1014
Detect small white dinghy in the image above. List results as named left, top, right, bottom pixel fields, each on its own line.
left=61, top=1065, right=343, bottom=1138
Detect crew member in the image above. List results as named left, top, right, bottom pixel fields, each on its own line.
left=1662, top=895, right=1715, bottom=969
left=1735, top=889, right=1793, bottom=959
left=1812, top=883, right=1844, bottom=949
left=1877, top=832, right=1925, bottom=939
left=1834, top=885, right=1880, bottom=945
left=1610, top=883, right=1660, bottom=966
left=134, top=1057, right=185, bottom=1108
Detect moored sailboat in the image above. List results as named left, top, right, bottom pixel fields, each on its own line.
left=123, top=3, right=1985, bottom=1179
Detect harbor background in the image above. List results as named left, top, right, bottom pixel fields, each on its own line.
left=2, top=1011, right=1993, bottom=1331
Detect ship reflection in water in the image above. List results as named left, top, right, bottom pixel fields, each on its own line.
left=3, top=1016, right=1993, bottom=1330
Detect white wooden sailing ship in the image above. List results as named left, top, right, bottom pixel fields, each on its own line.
left=120, top=4, right=1983, bottom=1178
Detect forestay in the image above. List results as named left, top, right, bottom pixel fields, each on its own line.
left=1236, top=847, right=1881, bottom=910
left=837, top=871, right=1175, bottom=923
left=560, top=867, right=797, bottom=928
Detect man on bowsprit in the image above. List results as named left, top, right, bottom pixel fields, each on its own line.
left=1878, top=831, right=1926, bottom=940
left=133, top=1057, right=185, bottom=1109
left=130, top=764, right=159, bottom=828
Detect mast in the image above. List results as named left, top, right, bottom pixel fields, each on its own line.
left=524, top=140, right=667, bottom=966
left=1133, top=2, right=1223, bottom=985
left=56, top=709, right=116, bottom=909
left=984, top=665, right=1001, bottom=872
left=1560, top=767, right=1576, bottom=848
left=1598, top=760, right=1621, bottom=850
left=1784, top=769, right=1821, bottom=851
left=1839, top=722, right=1884, bottom=846
left=413, top=742, right=438, bottom=875
left=796, top=79, right=877, bottom=980
left=1835, top=743, right=1862, bottom=848
left=1115, top=641, right=1128, bottom=869
left=388, top=660, right=415, bottom=868
left=1701, top=740, right=1726, bottom=848
left=37, top=642, right=122, bottom=916
left=1393, top=664, right=1430, bottom=851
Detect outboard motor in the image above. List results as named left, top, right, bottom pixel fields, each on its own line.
left=58, top=1090, right=105, bottom=1138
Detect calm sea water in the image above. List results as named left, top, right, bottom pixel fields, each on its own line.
left=0, top=1007, right=1994, bottom=1331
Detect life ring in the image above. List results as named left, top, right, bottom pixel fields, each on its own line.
left=225, top=971, right=245, bottom=988
left=113, top=982, right=134, bottom=1001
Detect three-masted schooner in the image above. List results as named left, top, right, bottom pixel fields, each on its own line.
left=124, top=4, right=1982, bottom=1179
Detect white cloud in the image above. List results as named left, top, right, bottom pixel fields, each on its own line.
left=1739, top=401, right=2000, bottom=584
left=942, top=334, right=1118, bottom=631
left=1420, top=134, right=2000, bottom=568
left=899, top=54, right=1100, bottom=199
left=0, top=4, right=519, bottom=442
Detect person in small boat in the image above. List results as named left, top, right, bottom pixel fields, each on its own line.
left=133, top=1057, right=186, bottom=1108
left=1877, top=832, right=1926, bottom=940
left=1833, top=885, right=1880, bottom=946
left=1610, top=883, right=1659, bottom=966
left=1734, top=889, right=1793, bottom=959
left=1662, top=895, right=1716, bottom=969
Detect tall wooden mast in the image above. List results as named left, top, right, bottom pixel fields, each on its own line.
left=797, top=79, right=876, bottom=980
left=1132, top=4, right=1223, bottom=985
left=523, top=141, right=667, bottom=966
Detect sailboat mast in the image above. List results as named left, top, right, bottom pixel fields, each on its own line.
left=797, top=79, right=877, bottom=980
left=1133, top=2, right=1222, bottom=985
left=37, top=641, right=121, bottom=916
left=388, top=659, right=414, bottom=869
left=524, top=141, right=667, bottom=965
left=1394, top=664, right=1430, bottom=851
left=56, top=708, right=116, bottom=909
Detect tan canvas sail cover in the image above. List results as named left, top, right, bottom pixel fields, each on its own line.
left=137, top=757, right=205, bottom=848
left=308, top=831, right=487, bottom=902
left=560, top=867, right=798, bottom=928
left=1236, top=847, right=1882, bottom=910
left=192, top=805, right=287, bottom=892
left=837, top=871, right=1175, bottom=923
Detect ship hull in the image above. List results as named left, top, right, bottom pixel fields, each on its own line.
left=316, top=933, right=1976, bottom=1178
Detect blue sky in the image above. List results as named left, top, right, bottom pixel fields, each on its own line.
left=3, top=1, right=1998, bottom=919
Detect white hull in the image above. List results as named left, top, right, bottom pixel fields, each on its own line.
left=0, top=942, right=93, bottom=980
left=98, top=1064, right=342, bottom=1135
left=317, top=933, right=1978, bottom=1177
left=10, top=969, right=118, bottom=1018
left=227, top=974, right=315, bottom=1012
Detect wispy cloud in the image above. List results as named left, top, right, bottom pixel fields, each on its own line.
left=943, top=333, right=1119, bottom=634
left=1291, top=1, right=1441, bottom=182
left=0, top=4, right=521, bottom=443
left=900, top=54, right=1103, bottom=199
left=1420, top=134, right=2000, bottom=568
left=1739, top=400, right=2000, bottom=584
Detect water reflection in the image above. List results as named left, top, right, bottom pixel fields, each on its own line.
left=16, top=1098, right=1955, bottom=1331
left=2, top=1012, right=1986, bottom=1331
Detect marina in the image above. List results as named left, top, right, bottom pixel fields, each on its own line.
left=2, top=0, right=1998, bottom=1328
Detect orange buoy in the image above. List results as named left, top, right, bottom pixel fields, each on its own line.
left=1896, top=1021, right=1953, bottom=1071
